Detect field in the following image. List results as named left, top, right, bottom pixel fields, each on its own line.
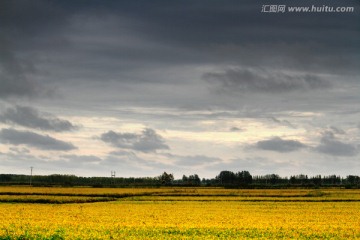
left=0, top=187, right=360, bottom=239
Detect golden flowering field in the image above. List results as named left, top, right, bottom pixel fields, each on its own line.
left=0, top=187, right=360, bottom=239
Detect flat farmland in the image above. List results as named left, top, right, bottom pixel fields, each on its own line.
left=0, top=187, right=359, bottom=239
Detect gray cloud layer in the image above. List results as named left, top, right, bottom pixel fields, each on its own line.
left=256, top=137, right=307, bottom=153
left=0, top=106, right=78, bottom=132
left=100, top=128, right=169, bottom=153
left=0, top=47, right=39, bottom=99
left=269, top=117, right=296, bottom=129
left=255, top=131, right=359, bottom=157
left=1, top=0, right=358, bottom=100
left=315, top=132, right=358, bottom=157
left=0, top=128, right=77, bottom=151
left=204, top=68, right=331, bottom=94
left=0, top=0, right=359, bottom=177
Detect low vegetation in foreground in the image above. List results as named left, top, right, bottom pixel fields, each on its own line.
left=0, top=187, right=360, bottom=239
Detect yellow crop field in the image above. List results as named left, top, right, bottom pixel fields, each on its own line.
left=0, top=186, right=169, bottom=195
left=0, top=187, right=360, bottom=239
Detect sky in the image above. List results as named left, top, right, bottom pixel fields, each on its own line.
left=0, top=0, right=359, bottom=178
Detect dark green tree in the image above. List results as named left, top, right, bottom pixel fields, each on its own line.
left=159, top=172, right=174, bottom=185
left=236, top=171, right=252, bottom=185
left=217, top=170, right=236, bottom=185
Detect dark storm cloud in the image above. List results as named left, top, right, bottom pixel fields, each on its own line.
left=204, top=68, right=331, bottom=94
left=256, top=137, right=307, bottom=153
left=132, top=0, right=357, bottom=74
left=0, top=128, right=77, bottom=151
left=94, top=0, right=359, bottom=70
left=0, top=39, right=42, bottom=99
left=0, top=0, right=66, bottom=99
left=100, top=128, right=169, bottom=153
left=0, top=106, right=78, bottom=132
left=315, top=132, right=358, bottom=157
left=72, top=1, right=358, bottom=77
left=0, top=0, right=358, bottom=95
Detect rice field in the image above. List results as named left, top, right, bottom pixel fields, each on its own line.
left=0, top=187, right=359, bottom=239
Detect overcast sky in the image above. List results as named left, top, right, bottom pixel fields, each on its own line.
left=0, top=0, right=359, bottom=178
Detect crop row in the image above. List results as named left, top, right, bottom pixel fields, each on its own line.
left=1, top=201, right=359, bottom=239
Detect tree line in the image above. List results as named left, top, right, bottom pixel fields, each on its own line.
left=0, top=170, right=359, bottom=188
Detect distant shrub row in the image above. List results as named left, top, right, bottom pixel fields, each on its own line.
left=0, top=171, right=359, bottom=188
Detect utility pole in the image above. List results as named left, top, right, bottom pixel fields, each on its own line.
left=111, top=171, right=116, bottom=185
left=30, top=166, right=33, bottom=186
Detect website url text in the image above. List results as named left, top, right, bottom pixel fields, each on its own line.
left=261, top=5, right=355, bottom=13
